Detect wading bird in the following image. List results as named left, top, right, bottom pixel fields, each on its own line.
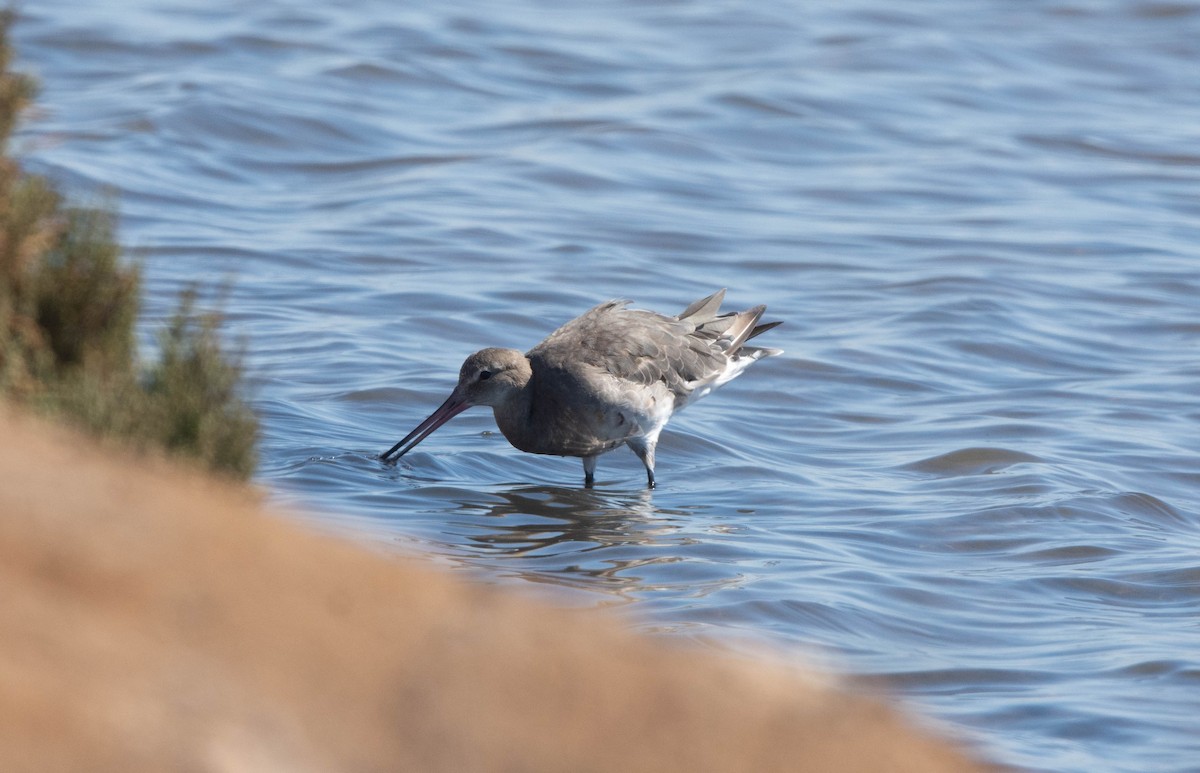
left=381, top=289, right=781, bottom=488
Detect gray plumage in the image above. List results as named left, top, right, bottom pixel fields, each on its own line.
left=381, top=289, right=782, bottom=488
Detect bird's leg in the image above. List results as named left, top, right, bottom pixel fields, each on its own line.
left=627, top=437, right=657, bottom=489
left=582, top=455, right=597, bottom=488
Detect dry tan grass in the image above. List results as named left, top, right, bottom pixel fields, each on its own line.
left=0, top=405, right=993, bottom=773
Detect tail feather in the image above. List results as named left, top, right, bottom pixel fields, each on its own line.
left=739, top=343, right=783, bottom=359
left=675, top=299, right=783, bottom=408
left=677, top=289, right=726, bottom=322
left=748, top=320, right=782, bottom=340
left=725, top=305, right=770, bottom=355
left=738, top=315, right=783, bottom=359
left=680, top=291, right=783, bottom=359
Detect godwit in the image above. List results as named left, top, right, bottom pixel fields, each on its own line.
left=381, top=289, right=781, bottom=488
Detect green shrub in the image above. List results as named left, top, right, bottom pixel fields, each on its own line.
left=0, top=13, right=257, bottom=478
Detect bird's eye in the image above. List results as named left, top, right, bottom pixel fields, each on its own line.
left=478, top=369, right=492, bottom=381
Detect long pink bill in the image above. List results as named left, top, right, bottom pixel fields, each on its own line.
left=380, top=394, right=469, bottom=463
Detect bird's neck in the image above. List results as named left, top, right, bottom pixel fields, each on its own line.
left=491, top=361, right=539, bottom=453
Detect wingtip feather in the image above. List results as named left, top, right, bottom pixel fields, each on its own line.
left=678, top=289, right=726, bottom=321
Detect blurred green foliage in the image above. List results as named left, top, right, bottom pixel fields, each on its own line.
left=0, top=12, right=257, bottom=478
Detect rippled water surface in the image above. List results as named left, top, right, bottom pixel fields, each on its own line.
left=17, top=2, right=1200, bottom=770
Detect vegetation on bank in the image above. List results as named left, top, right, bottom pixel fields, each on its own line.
left=0, top=14, right=257, bottom=478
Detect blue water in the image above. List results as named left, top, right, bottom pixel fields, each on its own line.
left=17, top=2, right=1200, bottom=770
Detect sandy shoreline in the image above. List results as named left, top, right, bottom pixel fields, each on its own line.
left=0, top=405, right=990, bottom=772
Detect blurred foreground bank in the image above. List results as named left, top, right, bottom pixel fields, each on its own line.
left=0, top=406, right=990, bottom=772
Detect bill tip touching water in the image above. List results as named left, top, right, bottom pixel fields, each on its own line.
left=380, top=289, right=781, bottom=488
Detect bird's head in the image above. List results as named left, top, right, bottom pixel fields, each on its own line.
left=380, top=347, right=529, bottom=463
left=455, top=347, right=529, bottom=408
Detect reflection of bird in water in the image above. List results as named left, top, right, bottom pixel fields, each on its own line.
left=381, top=290, right=781, bottom=487
left=442, top=485, right=694, bottom=598
left=462, top=485, right=661, bottom=553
